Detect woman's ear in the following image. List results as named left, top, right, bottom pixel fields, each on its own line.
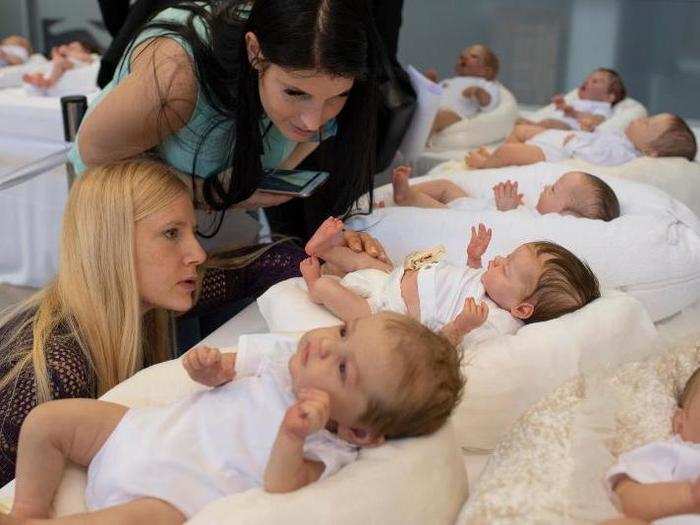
left=244, top=31, right=263, bottom=69
left=510, top=302, right=534, bottom=320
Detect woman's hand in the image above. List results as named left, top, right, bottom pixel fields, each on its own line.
left=343, top=229, right=389, bottom=263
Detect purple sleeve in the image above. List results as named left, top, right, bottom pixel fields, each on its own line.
left=186, top=241, right=306, bottom=317
left=0, top=335, right=94, bottom=486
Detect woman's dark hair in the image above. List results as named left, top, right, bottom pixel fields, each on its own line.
left=126, top=0, right=380, bottom=219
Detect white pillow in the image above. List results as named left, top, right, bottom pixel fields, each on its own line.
left=524, top=88, right=648, bottom=132
left=458, top=339, right=700, bottom=524
left=258, top=282, right=658, bottom=451
left=258, top=277, right=342, bottom=332
left=562, top=156, right=700, bottom=219
left=397, top=65, right=443, bottom=165
left=355, top=162, right=700, bottom=321
left=0, top=352, right=468, bottom=524
left=426, top=85, right=518, bottom=151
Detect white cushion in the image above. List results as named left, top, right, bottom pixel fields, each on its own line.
left=356, top=161, right=700, bottom=322
left=458, top=339, right=700, bottom=524
left=0, top=354, right=468, bottom=524
left=562, top=156, right=700, bottom=219
left=258, top=281, right=658, bottom=451
left=523, top=88, right=648, bottom=132
left=426, top=85, right=518, bottom=151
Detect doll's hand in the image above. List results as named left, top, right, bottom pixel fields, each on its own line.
left=493, top=180, right=524, bottom=211
left=562, top=103, right=576, bottom=116
left=552, top=94, right=565, bottom=109
left=424, top=68, right=439, bottom=82
left=467, top=223, right=492, bottom=265
left=462, top=86, right=478, bottom=99
left=453, top=298, right=489, bottom=334
left=183, top=346, right=236, bottom=387
left=282, top=389, right=331, bottom=440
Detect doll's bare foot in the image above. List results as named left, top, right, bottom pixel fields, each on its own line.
left=466, top=148, right=490, bottom=169
left=305, top=217, right=345, bottom=257
left=391, top=165, right=414, bottom=206
left=300, top=257, right=323, bottom=303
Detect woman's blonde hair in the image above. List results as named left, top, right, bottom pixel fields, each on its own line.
left=0, top=159, right=190, bottom=402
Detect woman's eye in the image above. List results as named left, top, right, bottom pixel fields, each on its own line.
left=338, top=361, right=347, bottom=380
left=164, top=228, right=179, bottom=240
left=284, top=89, right=306, bottom=97
left=339, top=325, right=347, bottom=337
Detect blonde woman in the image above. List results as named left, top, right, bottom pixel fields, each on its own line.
left=0, top=159, right=386, bottom=487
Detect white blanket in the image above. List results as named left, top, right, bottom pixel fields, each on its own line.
left=358, top=161, right=700, bottom=321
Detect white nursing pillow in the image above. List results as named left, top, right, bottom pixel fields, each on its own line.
left=0, top=354, right=468, bottom=524
left=562, top=156, right=700, bottom=219
left=426, top=85, right=518, bottom=151
left=525, top=88, right=648, bottom=132
left=258, top=280, right=658, bottom=452
left=364, top=161, right=700, bottom=322
left=457, top=339, right=700, bottom=524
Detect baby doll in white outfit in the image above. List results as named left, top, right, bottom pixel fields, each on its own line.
left=299, top=217, right=601, bottom=347
left=4, top=313, right=463, bottom=523
left=22, top=40, right=97, bottom=94
left=519, top=68, right=627, bottom=132
left=388, top=165, right=620, bottom=222
left=426, top=43, right=501, bottom=134
left=467, top=113, right=698, bottom=169
left=603, top=366, right=700, bottom=525
left=0, top=36, right=31, bottom=67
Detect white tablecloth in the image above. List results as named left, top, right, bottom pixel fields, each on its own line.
left=0, top=134, right=69, bottom=286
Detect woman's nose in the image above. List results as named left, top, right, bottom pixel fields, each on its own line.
left=300, top=106, right=323, bottom=131
left=184, top=235, right=207, bottom=266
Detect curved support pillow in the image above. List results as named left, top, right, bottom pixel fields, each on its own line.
left=427, top=85, right=518, bottom=151
left=0, top=354, right=468, bottom=524
left=524, top=88, right=648, bottom=132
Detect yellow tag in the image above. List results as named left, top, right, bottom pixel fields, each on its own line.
left=403, top=245, right=447, bottom=271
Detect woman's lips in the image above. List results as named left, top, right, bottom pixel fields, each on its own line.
left=177, top=279, right=197, bottom=292
left=291, top=123, right=315, bottom=138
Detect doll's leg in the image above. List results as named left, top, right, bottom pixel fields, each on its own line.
left=2, top=497, right=184, bottom=525
left=11, top=400, right=127, bottom=519
left=431, top=109, right=462, bottom=134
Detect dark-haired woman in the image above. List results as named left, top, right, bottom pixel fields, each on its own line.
left=69, top=0, right=388, bottom=310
